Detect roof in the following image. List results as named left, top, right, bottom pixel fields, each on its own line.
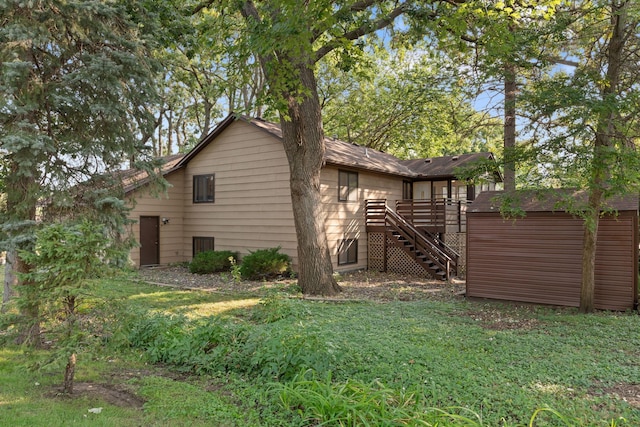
left=122, top=153, right=185, bottom=194
left=401, top=153, right=498, bottom=179
left=469, top=189, right=639, bottom=214
left=122, top=113, right=499, bottom=193
left=178, top=114, right=417, bottom=177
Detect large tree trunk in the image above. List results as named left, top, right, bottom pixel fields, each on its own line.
left=239, top=0, right=341, bottom=296
left=6, top=168, right=40, bottom=345
left=580, top=0, right=626, bottom=313
left=279, top=64, right=341, bottom=296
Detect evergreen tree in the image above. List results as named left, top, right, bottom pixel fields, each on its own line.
left=0, top=0, right=159, bottom=343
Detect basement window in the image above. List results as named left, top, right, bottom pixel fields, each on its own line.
left=338, top=239, right=358, bottom=265
left=193, top=237, right=214, bottom=256
left=193, top=174, right=215, bottom=203
left=338, top=170, right=358, bottom=202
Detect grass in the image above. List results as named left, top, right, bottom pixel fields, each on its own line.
left=1, top=271, right=639, bottom=426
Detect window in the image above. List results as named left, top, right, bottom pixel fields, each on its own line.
left=193, top=174, right=215, bottom=203
left=338, top=170, right=358, bottom=202
left=193, top=237, right=214, bottom=256
left=402, top=181, right=413, bottom=200
left=338, top=239, right=358, bottom=265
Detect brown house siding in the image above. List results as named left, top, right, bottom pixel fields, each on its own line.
left=321, top=166, right=404, bottom=272
left=467, top=211, right=637, bottom=310
left=181, top=120, right=297, bottom=266
left=128, top=169, right=186, bottom=266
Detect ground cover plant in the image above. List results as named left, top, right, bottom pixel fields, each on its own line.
left=1, top=270, right=638, bottom=426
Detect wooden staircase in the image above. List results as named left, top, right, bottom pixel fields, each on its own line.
left=365, top=199, right=459, bottom=280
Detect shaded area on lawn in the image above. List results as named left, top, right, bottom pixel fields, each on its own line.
left=137, top=266, right=465, bottom=302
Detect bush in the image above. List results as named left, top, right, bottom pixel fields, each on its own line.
left=239, top=247, right=291, bottom=280
left=189, top=250, right=238, bottom=274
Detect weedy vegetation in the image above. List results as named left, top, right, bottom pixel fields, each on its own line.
left=1, top=269, right=638, bottom=426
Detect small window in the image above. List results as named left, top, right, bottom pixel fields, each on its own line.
left=193, top=174, right=215, bottom=203
left=338, top=170, right=358, bottom=202
left=193, top=236, right=214, bottom=256
left=338, top=239, right=358, bottom=265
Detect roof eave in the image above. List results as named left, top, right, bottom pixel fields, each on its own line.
left=324, top=160, right=416, bottom=178
left=124, top=162, right=184, bottom=195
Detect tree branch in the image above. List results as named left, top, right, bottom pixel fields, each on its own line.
left=314, top=4, right=409, bottom=62
left=192, top=0, right=216, bottom=15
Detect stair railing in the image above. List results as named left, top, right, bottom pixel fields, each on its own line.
left=385, top=206, right=458, bottom=280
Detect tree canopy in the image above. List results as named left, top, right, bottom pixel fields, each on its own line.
left=319, top=46, right=503, bottom=159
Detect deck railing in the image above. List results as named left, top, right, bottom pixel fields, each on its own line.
left=396, top=198, right=469, bottom=233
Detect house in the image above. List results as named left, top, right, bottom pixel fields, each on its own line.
left=126, top=113, right=501, bottom=278
left=466, top=190, right=638, bottom=310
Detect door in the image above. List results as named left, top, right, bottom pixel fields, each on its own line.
left=413, top=181, right=432, bottom=200
left=140, top=216, right=159, bottom=265
left=433, top=181, right=448, bottom=200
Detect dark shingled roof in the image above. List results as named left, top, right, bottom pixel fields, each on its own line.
left=469, top=189, right=639, bottom=213
left=246, top=116, right=416, bottom=177
left=401, top=153, right=497, bottom=179
left=123, top=153, right=184, bottom=194
left=118, top=113, right=498, bottom=193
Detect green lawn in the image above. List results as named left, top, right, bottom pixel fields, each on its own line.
left=1, top=273, right=638, bottom=426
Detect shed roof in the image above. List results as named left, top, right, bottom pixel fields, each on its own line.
left=469, top=189, right=639, bottom=213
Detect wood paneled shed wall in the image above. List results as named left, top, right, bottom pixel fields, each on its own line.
left=467, top=212, right=637, bottom=310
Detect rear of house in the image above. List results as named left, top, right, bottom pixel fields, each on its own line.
left=127, top=116, right=408, bottom=273
left=126, top=114, right=501, bottom=278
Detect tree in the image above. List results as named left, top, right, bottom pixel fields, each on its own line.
left=518, top=0, right=640, bottom=312
left=146, top=4, right=269, bottom=156
left=0, top=0, right=159, bottom=344
left=20, top=220, right=121, bottom=394
left=320, top=47, right=503, bottom=159
left=191, top=0, right=453, bottom=295
left=433, top=0, right=571, bottom=190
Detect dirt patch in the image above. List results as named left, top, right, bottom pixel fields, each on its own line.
left=137, top=267, right=465, bottom=302
left=590, top=382, right=640, bottom=408
left=335, top=270, right=465, bottom=302
left=50, top=382, right=145, bottom=409
left=463, top=308, right=541, bottom=330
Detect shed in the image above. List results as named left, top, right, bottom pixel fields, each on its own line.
left=466, top=190, right=638, bottom=310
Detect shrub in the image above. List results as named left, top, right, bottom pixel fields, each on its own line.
left=239, top=247, right=291, bottom=280
left=189, top=250, right=238, bottom=274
